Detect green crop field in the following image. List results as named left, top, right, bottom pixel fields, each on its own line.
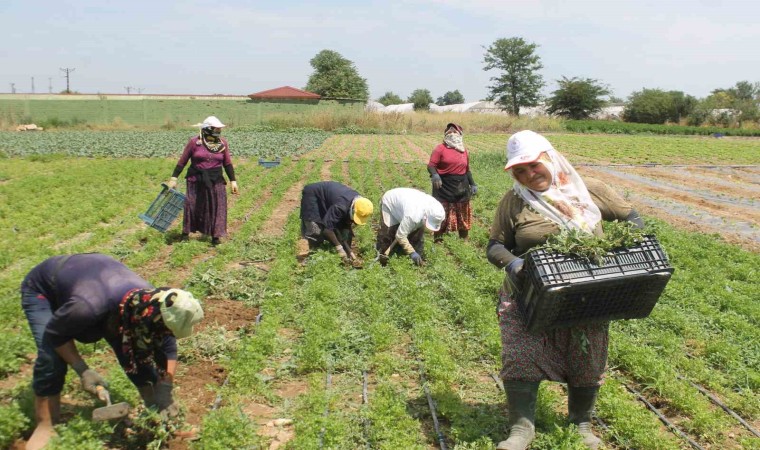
left=0, top=96, right=364, bottom=128
left=0, top=132, right=758, bottom=449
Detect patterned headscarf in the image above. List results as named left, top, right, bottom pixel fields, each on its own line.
left=197, top=128, right=226, bottom=153
left=511, top=149, right=602, bottom=233
left=443, top=122, right=465, bottom=152
left=119, top=287, right=174, bottom=375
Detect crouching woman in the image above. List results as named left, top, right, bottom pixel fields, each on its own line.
left=20, top=253, right=204, bottom=450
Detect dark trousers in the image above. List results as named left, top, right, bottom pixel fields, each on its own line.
left=375, top=222, right=425, bottom=257
left=301, top=220, right=352, bottom=250
left=22, top=290, right=159, bottom=396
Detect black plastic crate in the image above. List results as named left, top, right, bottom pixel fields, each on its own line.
left=138, top=183, right=186, bottom=233
left=516, top=235, right=674, bottom=333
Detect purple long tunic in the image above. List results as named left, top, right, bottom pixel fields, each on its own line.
left=175, top=136, right=233, bottom=237
left=21, top=254, right=177, bottom=358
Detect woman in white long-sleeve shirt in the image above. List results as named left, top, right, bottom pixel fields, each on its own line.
left=375, top=188, right=445, bottom=266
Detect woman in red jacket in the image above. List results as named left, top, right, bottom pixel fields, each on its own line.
left=427, top=123, right=477, bottom=241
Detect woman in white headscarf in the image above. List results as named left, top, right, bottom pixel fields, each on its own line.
left=486, top=130, right=643, bottom=450
left=166, top=116, right=239, bottom=246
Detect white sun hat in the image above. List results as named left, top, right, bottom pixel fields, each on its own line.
left=158, top=289, right=204, bottom=338
left=199, top=116, right=225, bottom=129
left=425, top=199, right=446, bottom=231
left=504, top=130, right=554, bottom=170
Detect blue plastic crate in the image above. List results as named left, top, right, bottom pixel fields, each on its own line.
left=516, top=235, right=674, bottom=333
left=139, top=184, right=186, bottom=232
left=258, top=157, right=281, bottom=168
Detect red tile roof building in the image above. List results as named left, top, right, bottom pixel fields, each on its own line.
left=248, top=86, right=321, bottom=100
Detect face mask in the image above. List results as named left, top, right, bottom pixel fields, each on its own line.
left=444, top=133, right=465, bottom=151
left=203, top=127, right=221, bottom=138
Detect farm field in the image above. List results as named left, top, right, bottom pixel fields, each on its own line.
left=0, top=132, right=758, bottom=449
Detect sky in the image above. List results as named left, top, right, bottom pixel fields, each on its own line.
left=3, top=0, right=758, bottom=102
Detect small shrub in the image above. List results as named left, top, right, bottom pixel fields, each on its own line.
left=0, top=403, right=29, bottom=448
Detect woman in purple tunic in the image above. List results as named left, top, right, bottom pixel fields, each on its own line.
left=20, top=254, right=204, bottom=450
left=167, top=116, right=239, bottom=246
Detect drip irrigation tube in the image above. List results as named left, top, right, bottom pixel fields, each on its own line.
left=490, top=372, right=504, bottom=392
left=362, top=371, right=371, bottom=450
left=318, top=371, right=332, bottom=449
left=676, top=375, right=760, bottom=438
left=420, top=370, right=447, bottom=450
left=211, top=378, right=229, bottom=411
left=624, top=384, right=705, bottom=450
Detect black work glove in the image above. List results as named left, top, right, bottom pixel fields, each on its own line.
left=410, top=252, right=423, bottom=266
left=72, top=360, right=108, bottom=395
left=431, top=173, right=442, bottom=190
left=154, top=380, right=174, bottom=411
left=506, top=258, right=525, bottom=287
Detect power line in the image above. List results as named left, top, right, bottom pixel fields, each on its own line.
left=60, top=67, right=75, bottom=93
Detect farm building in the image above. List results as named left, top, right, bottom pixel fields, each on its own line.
left=381, top=103, right=415, bottom=113
left=430, top=101, right=504, bottom=114
left=248, top=86, right=321, bottom=102
left=365, top=100, right=386, bottom=112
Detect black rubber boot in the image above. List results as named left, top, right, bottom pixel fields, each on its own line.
left=496, top=381, right=539, bottom=450
left=138, top=384, right=156, bottom=408
left=568, top=385, right=602, bottom=449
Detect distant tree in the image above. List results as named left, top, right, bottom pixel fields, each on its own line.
left=546, top=77, right=610, bottom=120
left=710, top=81, right=760, bottom=123
left=606, top=96, right=624, bottom=105
left=305, top=50, right=369, bottom=100
left=624, top=89, right=696, bottom=124
left=408, top=89, right=434, bottom=111
left=482, top=37, right=544, bottom=115
left=667, top=91, right=698, bottom=123
left=727, top=80, right=759, bottom=101
left=436, top=90, right=465, bottom=106
left=376, top=91, right=403, bottom=106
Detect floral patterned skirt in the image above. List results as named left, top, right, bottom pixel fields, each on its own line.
left=437, top=200, right=472, bottom=233
left=497, top=290, right=609, bottom=386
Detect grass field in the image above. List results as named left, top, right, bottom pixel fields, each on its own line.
left=0, top=132, right=758, bottom=449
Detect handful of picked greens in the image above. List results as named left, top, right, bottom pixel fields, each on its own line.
left=538, top=221, right=645, bottom=266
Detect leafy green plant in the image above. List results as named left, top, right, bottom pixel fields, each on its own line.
left=195, top=405, right=262, bottom=449
left=0, top=403, right=29, bottom=448
left=538, top=221, right=645, bottom=265
left=48, top=417, right=110, bottom=450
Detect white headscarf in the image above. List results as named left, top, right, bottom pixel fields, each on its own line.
left=507, top=131, right=601, bottom=233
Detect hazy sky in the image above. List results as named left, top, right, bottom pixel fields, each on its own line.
left=3, top=0, right=758, bottom=102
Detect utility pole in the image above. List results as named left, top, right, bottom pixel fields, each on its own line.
left=48, top=77, right=52, bottom=93
left=31, top=77, right=35, bottom=93
left=10, top=83, right=16, bottom=94
left=60, top=67, right=75, bottom=93
left=125, top=86, right=132, bottom=94
left=136, top=87, right=144, bottom=94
